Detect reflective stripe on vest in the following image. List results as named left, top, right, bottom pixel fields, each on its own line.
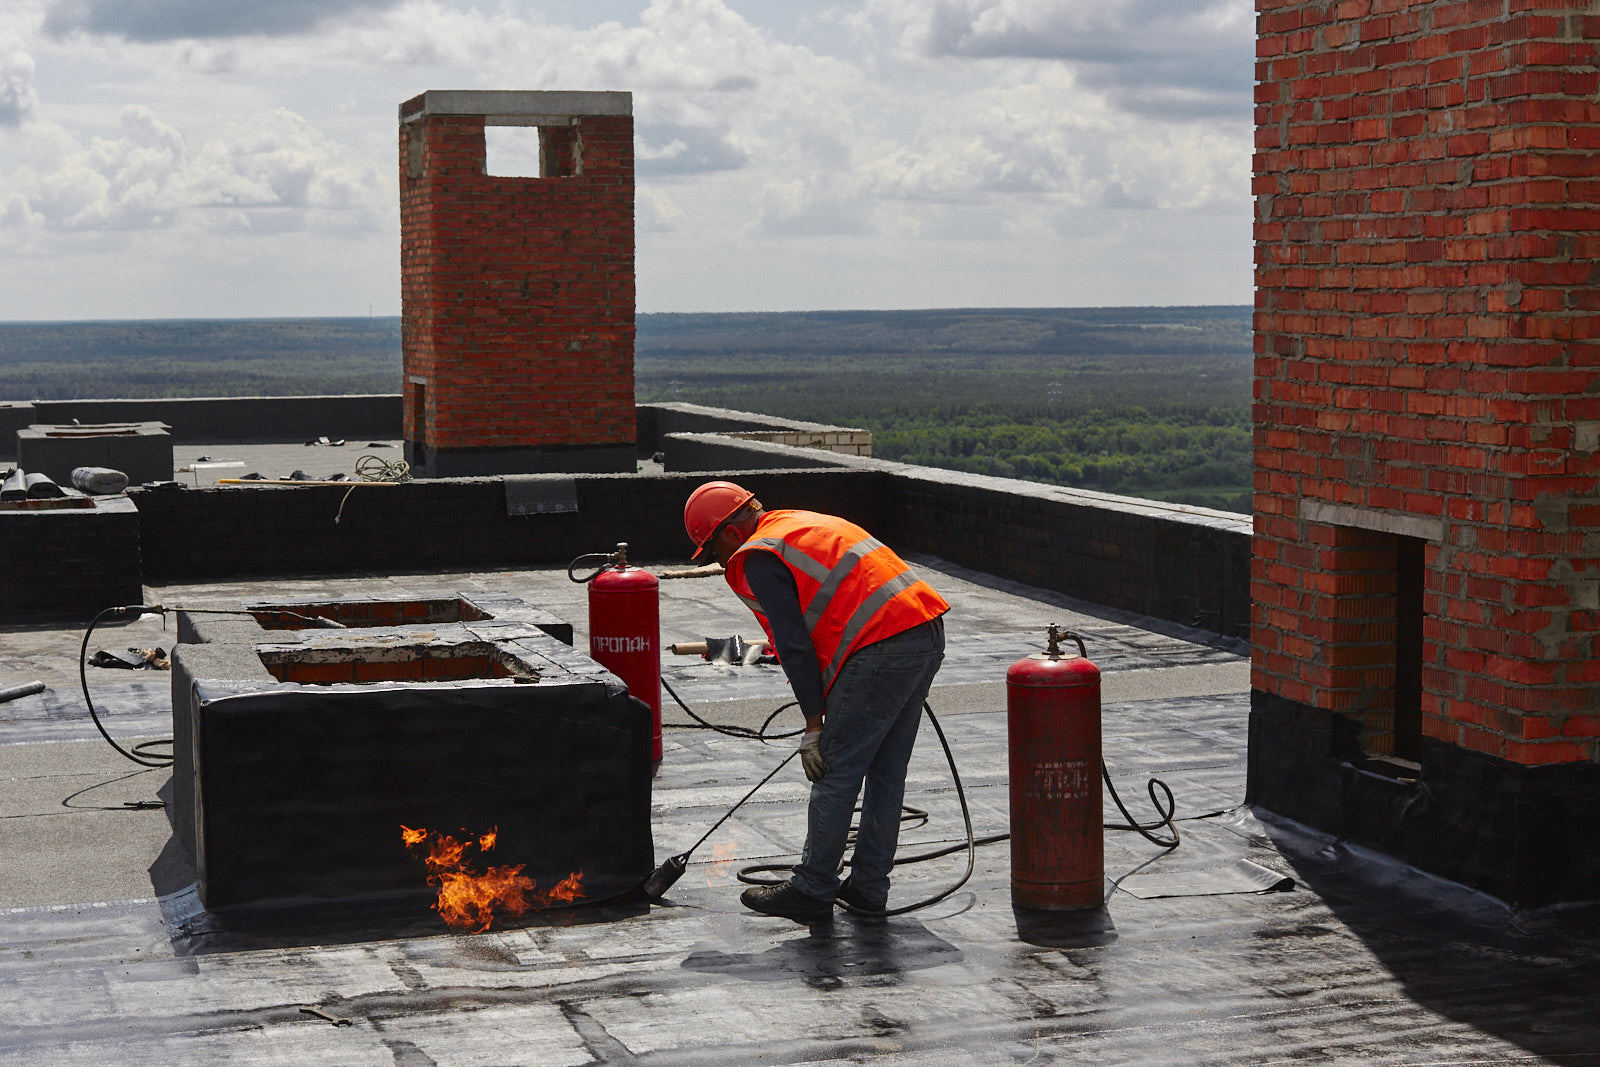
left=727, top=511, right=949, bottom=693
left=821, top=566, right=922, bottom=685
left=741, top=533, right=891, bottom=631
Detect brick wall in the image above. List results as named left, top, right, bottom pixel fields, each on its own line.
left=1254, top=0, right=1600, bottom=767
left=399, top=91, right=635, bottom=475
left=726, top=430, right=872, bottom=456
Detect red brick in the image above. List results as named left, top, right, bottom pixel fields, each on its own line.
left=1504, top=740, right=1587, bottom=765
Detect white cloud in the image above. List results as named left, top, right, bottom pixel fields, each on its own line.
left=1, top=105, right=382, bottom=235
left=857, top=91, right=1099, bottom=206
left=636, top=188, right=686, bottom=233
left=755, top=179, right=871, bottom=238
left=861, top=0, right=1253, bottom=119
left=0, top=0, right=1255, bottom=316
left=310, top=0, right=875, bottom=221
left=638, top=122, right=748, bottom=176
left=184, top=109, right=377, bottom=213
left=0, top=45, right=38, bottom=126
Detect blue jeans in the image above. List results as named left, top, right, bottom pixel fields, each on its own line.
left=788, top=617, right=945, bottom=906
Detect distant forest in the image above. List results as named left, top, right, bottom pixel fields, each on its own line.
left=0, top=318, right=403, bottom=399
left=0, top=306, right=1253, bottom=513
left=635, top=307, right=1253, bottom=513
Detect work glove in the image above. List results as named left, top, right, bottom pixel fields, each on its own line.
left=799, top=729, right=828, bottom=783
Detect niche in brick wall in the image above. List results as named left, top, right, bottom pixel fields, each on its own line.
left=484, top=124, right=581, bottom=178
left=1320, top=523, right=1425, bottom=771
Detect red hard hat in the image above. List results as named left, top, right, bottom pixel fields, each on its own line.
left=684, top=480, right=755, bottom=562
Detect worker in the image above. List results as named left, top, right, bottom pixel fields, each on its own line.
left=683, top=480, right=949, bottom=923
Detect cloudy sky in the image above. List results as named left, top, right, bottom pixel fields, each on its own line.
left=0, top=0, right=1254, bottom=320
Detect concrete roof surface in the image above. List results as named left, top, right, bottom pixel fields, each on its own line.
left=169, top=440, right=408, bottom=486
left=0, top=558, right=1595, bottom=1065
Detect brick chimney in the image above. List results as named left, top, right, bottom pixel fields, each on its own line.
left=1250, top=1, right=1599, bottom=905
left=399, top=91, right=636, bottom=476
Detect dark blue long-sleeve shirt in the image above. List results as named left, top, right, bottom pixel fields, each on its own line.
left=741, top=550, right=827, bottom=721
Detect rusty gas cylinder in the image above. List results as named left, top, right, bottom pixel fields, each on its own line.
left=1007, top=625, right=1103, bottom=910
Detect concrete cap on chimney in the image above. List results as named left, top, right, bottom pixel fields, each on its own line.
left=400, top=90, right=632, bottom=126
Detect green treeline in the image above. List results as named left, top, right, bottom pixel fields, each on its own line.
left=634, top=307, right=1254, bottom=514
left=872, top=409, right=1251, bottom=513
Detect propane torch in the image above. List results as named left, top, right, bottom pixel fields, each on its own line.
left=641, top=747, right=799, bottom=900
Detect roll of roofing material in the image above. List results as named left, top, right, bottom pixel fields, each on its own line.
left=71, top=466, right=130, bottom=495
left=24, top=472, right=65, bottom=498
left=1, top=468, right=24, bottom=501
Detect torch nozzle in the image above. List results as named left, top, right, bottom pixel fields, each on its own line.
left=641, top=853, right=689, bottom=901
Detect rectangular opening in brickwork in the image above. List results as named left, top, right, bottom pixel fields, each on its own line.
left=1322, top=525, right=1425, bottom=772
left=1393, top=536, right=1424, bottom=763
left=248, top=596, right=494, bottom=630
left=257, top=641, right=535, bottom=685
left=484, top=124, right=579, bottom=178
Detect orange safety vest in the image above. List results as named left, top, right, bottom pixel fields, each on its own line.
left=725, top=510, right=950, bottom=694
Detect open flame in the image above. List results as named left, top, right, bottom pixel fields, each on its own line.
left=400, top=824, right=583, bottom=932
left=706, top=840, right=739, bottom=887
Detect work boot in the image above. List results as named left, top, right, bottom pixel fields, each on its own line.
left=835, top=876, right=887, bottom=918
left=740, top=881, right=834, bottom=924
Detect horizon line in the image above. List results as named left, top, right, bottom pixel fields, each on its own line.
left=0, top=304, right=1254, bottom=327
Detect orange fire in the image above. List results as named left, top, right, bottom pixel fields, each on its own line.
left=706, top=840, right=738, bottom=887
left=400, top=824, right=584, bottom=932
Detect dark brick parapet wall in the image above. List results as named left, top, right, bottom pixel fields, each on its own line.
left=129, top=460, right=1249, bottom=645
left=885, top=466, right=1250, bottom=643
left=132, top=470, right=889, bottom=582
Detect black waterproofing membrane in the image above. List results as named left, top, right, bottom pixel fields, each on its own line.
left=503, top=475, right=580, bottom=516
left=185, top=676, right=653, bottom=912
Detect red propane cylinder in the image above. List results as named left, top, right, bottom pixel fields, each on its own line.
left=1007, top=625, right=1102, bottom=910
left=588, top=543, right=662, bottom=764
